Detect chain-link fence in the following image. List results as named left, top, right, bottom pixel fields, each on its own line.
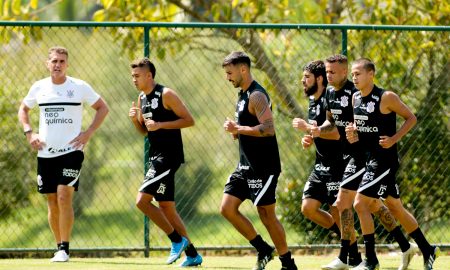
left=0, top=22, right=448, bottom=255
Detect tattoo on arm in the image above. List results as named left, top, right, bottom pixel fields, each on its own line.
left=321, top=112, right=336, bottom=133
left=258, top=118, right=274, bottom=136
left=252, top=92, right=269, bottom=118
left=251, top=92, right=274, bottom=136
left=374, top=205, right=397, bottom=231
left=341, top=208, right=354, bottom=240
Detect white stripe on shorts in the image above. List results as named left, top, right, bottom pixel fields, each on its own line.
left=340, top=167, right=365, bottom=187
left=253, top=175, right=273, bottom=206
left=357, top=169, right=390, bottom=193
left=67, top=170, right=81, bottom=187
left=139, top=169, right=171, bottom=192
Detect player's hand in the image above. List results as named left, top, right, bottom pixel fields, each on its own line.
left=309, top=122, right=321, bottom=138
left=129, top=101, right=140, bottom=122
left=292, top=118, right=308, bottom=132
left=144, top=118, right=160, bottom=131
left=379, top=135, right=395, bottom=149
left=70, top=130, right=93, bottom=150
left=345, top=122, right=359, bottom=143
left=224, top=117, right=238, bottom=135
left=27, top=133, right=45, bottom=151
left=301, top=134, right=313, bottom=149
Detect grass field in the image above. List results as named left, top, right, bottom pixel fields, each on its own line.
left=0, top=254, right=448, bottom=270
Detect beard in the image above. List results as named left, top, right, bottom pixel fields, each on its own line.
left=304, top=82, right=318, bottom=96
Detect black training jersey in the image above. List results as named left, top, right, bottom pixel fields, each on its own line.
left=235, top=81, right=281, bottom=174
left=325, top=80, right=362, bottom=155
left=353, top=85, right=397, bottom=159
left=140, top=84, right=184, bottom=164
left=308, top=89, right=343, bottom=168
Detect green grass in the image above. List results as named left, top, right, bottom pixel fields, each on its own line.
left=0, top=254, right=448, bottom=270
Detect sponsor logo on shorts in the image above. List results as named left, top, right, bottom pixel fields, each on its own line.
left=248, top=178, right=263, bottom=189
left=315, top=164, right=330, bottom=172
left=378, top=184, right=387, bottom=196
left=326, top=182, right=340, bottom=191
left=363, top=171, right=375, bottom=181
left=62, top=168, right=79, bottom=178
left=157, top=183, right=166, bottom=194
left=145, top=168, right=156, bottom=178
left=37, top=175, right=43, bottom=188
left=345, top=164, right=357, bottom=173
left=238, top=164, right=250, bottom=170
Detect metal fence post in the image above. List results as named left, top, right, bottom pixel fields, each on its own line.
left=143, top=25, right=151, bottom=258
left=341, top=28, right=347, bottom=56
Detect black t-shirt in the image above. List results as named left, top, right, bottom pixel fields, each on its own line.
left=308, top=89, right=343, bottom=170
left=236, top=81, right=281, bottom=174
left=140, top=84, right=184, bottom=164
left=353, top=85, right=397, bottom=159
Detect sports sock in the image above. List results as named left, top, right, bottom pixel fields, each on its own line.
left=57, top=242, right=62, bottom=250
left=390, top=226, right=410, bottom=252
left=338, top=239, right=350, bottom=264
left=167, top=230, right=182, bottom=243
left=185, top=243, right=198, bottom=257
left=363, top=234, right=377, bottom=263
left=348, top=240, right=359, bottom=259
left=249, top=235, right=272, bottom=254
left=329, top=223, right=341, bottom=238
left=59, top=241, right=70, bottom=255
left=279, top=251, right=293, bottom=265
left=409, top=227, right=432, bottom=259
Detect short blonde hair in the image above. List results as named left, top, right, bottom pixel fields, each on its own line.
left=48, top=46, right=69, bottom=59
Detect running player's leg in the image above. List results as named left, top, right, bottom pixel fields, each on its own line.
left=136, top=192, right=173, bottom=233
left=253, top=173, right=297, bottom=270
left=137, top=161, right=188, bottom=264
left=384, top=190, right=436, bottom=268
left=159, top=200, right=202, bottom=266
left=324, top=155, right=363, bottom=269
left=301, top=172, right=340, bottom=233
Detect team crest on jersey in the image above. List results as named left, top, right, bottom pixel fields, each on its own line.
left=238, top=100, right=246, bottom=112
left=340, top=96, right=349, bottom=107
left=366, top=101, right=375, bottom=113
left=315, top=104, right=321, bottom=116
left=66, top=89, right=74, bottom=98
left=151, top=98, right=159, bottom=109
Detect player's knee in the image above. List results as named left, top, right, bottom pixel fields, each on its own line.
left=301, top=203, right=316, bottom=219
left=219, top=204, right=234, bottom=219
left=353, top=198, right=367, bottom=214
left=135, top=197, right=147, bottom=211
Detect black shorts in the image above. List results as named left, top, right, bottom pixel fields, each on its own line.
left=340, top=154, right=366, bottom=191
left=302, top=170, right=340, bottom=206
left=37, top=151, right=84, bottom=194
left=224, top=170, right=279, bottom=206
left=139, top=158, right=180, bottom=201
left=357, top=156, right=400, bottom=199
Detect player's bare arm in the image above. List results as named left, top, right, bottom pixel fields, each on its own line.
left=155, top=87, right=194, bottom=130
left=235, top=91, right=275, bottom=137
left=18, top=102, right=45, bottom=150
left=379, top=91, right=417, bottom=149
left=70, top=97, right=109, bottom=149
